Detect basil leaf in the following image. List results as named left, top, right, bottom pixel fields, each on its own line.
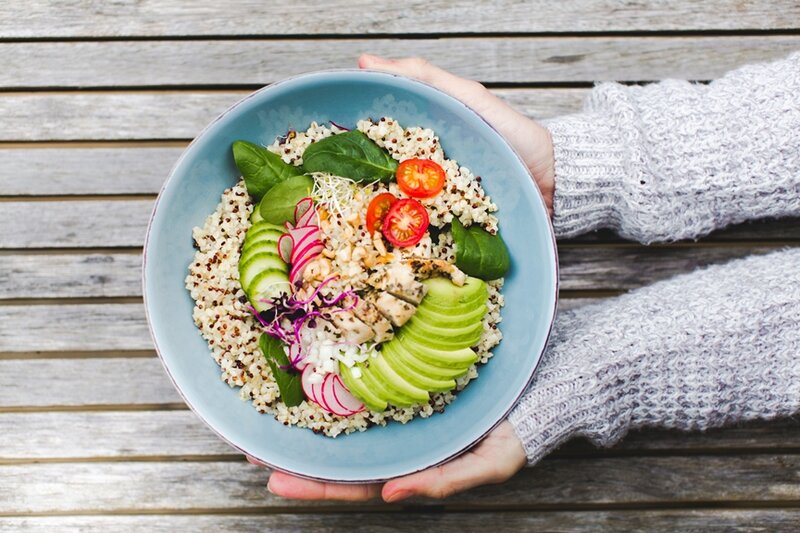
left=259, top=174, right=314, bottom=225
left=232, top=140, right=302, bottom=201
left=451, top=218, right=511, bottom=281
left=302, top=131, right=398, bottom=182
left=259, top=333, right=304, bottom=407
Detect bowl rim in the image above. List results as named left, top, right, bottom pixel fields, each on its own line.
left=142, top=67, right=560, bottom=483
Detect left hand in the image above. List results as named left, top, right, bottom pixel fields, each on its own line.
left=250, top=420, right=526, bottom=502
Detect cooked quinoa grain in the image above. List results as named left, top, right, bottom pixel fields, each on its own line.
left=187, top=118, right=504, bottom=437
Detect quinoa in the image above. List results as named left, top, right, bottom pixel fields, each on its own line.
left=186, top=118, right=505, bottom=437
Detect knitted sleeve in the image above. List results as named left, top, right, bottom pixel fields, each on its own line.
left=544, top=52, right=800, bottom=243
left=507, top=248, right=800, bottom=464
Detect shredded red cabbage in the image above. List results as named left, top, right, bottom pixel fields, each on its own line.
left=248, top=276, right=359, bottom=370
left=330, top=120, right=350, bottom=131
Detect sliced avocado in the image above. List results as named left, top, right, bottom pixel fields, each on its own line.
left=240, top=240, right=285, bottom=267
left=421, top=276, right=487, bottom=307
left=381, top=342, right=456, bottom=392
left=358, top=359, right=418, bottom=407
left=385, top=339, right=469, bottom=378
left=396, top=332, right=479, bottom=368
left=339, top=362, right=387, bottom=412
left=404, top=317, right=484, bottom=348
left=239, top=253, right=287, bottom=292
left=369, top=352, right=430, bottom=404
left=413, top=302, right=487, bottom=328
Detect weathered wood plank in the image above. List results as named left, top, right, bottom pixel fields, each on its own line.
left=3, top=244, right=793, bottom=299
left=0, top=89, right=586, bottom=141
left=0, top=253, right=142, bottom=299
left=0, top=358, right=181, bottom=408
left=558, top=245, right=785, bottom=291
left=3, top=510, right=800, bottom=533
left=1, top=455, right=798, bottom=512
left=566, top=218, right=800, bottom=243
left=1, top=37, right=797, bottom=89
left=0, top=304, right=152, bottom=352
left=3, top=0, right=799, bottom=37
left=1, top=200, right=152, bottom=248
left=0, top=146, right=182, bottom=195
left=1, top=409, right=798, bottom=460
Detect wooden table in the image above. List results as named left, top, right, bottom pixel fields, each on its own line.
left=1, top=2, right=799, bottom=530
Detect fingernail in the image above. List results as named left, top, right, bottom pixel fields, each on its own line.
left=385, top=490, right=412, bottom=503
left=266, top=478, right=276, bottom=494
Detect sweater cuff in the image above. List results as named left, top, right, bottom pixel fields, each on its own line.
left=507, top=360, right=609, bottom=465
left=543, top=113, right=631, bottom=239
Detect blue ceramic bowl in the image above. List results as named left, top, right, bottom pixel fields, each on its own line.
left=144, top=70, right=558, bottom=482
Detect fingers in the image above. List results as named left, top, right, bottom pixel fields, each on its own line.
left=246, top=455, right=268, bottom=467
left=267, top=470, right=382, bottom=501
left=382, top=453, right=506, bottom=502
left=358, top=54, right=488, bottom=109
left=381, top=421, right=526, bottom=502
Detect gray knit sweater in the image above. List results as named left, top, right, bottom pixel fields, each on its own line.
left=508, top=52, right=800, bottom=464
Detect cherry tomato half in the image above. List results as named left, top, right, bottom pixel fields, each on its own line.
left=381, top=199, right=429, bottom=247
left=365, top=192, right=397, bottom=234
left=396, top=158, right=446, bottom=199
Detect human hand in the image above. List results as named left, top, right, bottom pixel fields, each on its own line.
left=255, top=420, right=526, bottom=502
left=358, top=54, right=555, bottom=216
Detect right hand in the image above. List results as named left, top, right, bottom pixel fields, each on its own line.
left=358, top=55, right=555, bottom=216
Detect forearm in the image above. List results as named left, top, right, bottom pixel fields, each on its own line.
left=508, top=248, right=800, bottom=464
left=545, top=52, right=800, bottom=242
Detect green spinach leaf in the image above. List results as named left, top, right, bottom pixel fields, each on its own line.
left=232, top=140, right=302, bottom=201
left=259, top=174, right=314, bottom=225
left=302, top=131, right=398, bottom=182
left=259, top=333, right=304, bottom=407
left=451, top=218, right=511, bottom=281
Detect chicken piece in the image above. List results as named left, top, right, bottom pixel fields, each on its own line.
left=367, top=262, right=428, bottom=305
left=328, top=310, right=375, bottom=344
left=404, top=257, right=467, bottom=287
left=369, top=292, right=417, bottom=328
left=352, top=296, right=394, bottom=343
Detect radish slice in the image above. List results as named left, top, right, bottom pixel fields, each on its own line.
left=290, top=249, right=323, bottom=285
left=277, top=233, right=293, bottom=263
left=293, top=197, right=314, bottom=226
left=300, top=365, right=318, bottom=404
left=292, top=239, right=323, bottom=265
left=288, top=225, right=319, bottom=252
left=320, top=374, right=350, bottom=416
left=332, top=375, right=365, bottom=414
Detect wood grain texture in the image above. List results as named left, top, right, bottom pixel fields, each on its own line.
left=0, top=358, right=181, bottom=408
left=2, top=409, right=798, bottom=460
left=1, top=37, right=798, bottom=89
left=0, top=146, right=181, bottom=195
left=1, top=200, right=152, bottom=248
left=0, top=304, right=152, bottom=352
left=3, top=0, right=799, bottom=37
left=3, top=511, right=800, bottom=533
left=0, top=253, right=142, bottom=299
left=1, top=455, right=799, bottom=513
left=2, top=245, right=794, bottom=299
left=0, top=89, right=587, bottom=141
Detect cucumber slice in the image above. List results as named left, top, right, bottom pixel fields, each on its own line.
left=250, top=204, right=264, bottom=224
left=240, top=240, right=285, bottom=267
left=248, top=268, right=291, bottom=302
left=239, top=253, right=286, bottom=292
left=243, top=228, right=283, bottom=252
